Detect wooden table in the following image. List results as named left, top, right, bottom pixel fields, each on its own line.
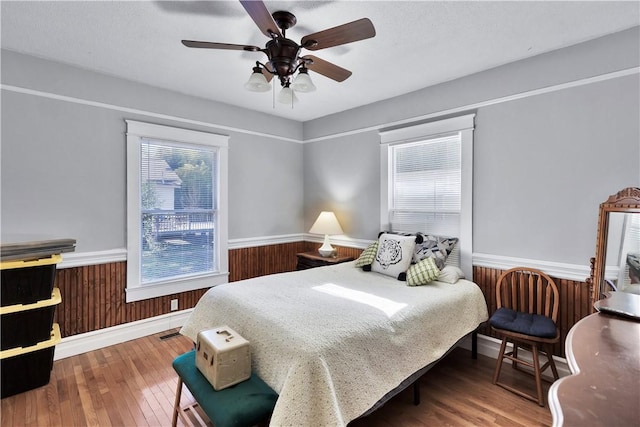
left=548, top=310, right=640, bottom=426
left=296, top=251, right=354, bottom=270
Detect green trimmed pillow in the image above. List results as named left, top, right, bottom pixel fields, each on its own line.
left=406, top=257, right=441, bottom=286
left=355, top=241, right=378, bottom=268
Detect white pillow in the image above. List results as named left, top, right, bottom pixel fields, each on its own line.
left=371, top=233, right=416, bottom=281
left=437, top=265, right=465, bottom=284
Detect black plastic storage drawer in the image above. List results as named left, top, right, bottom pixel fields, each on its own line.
left=1, top=288, right=61, bottom=351
left=1, top=323, right=61, bottom=398
left=0, top=255, right=60, bottom=306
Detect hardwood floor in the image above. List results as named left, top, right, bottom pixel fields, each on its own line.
left=0, top=330, right=553, bottom=426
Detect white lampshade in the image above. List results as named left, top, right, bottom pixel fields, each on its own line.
left=291, top=70, right=316, bottom=93
left=244, top=70, right=271, bottom=92
left=277, top=85, right=298, bottom=104
left=309, top=211, right=344, bottom=257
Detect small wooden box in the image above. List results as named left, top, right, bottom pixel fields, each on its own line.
left=196, top=326, right=251, bottom=391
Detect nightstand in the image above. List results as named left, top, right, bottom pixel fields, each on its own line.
left=296, top=252, right=354, bottom=270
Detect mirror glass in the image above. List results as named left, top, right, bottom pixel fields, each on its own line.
left=604, top=212, right=640, bottom=294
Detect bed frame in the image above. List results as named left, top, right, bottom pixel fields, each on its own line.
left=356, top=329, right=478, bottom=419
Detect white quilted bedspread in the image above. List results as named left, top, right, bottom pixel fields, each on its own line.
left=180, top=261, right=488, bottom=427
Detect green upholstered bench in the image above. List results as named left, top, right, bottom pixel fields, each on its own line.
left=172, top=350, right=278, bottom=427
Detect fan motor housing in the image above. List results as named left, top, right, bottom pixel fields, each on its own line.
left=265, top=38, right=301, bottom=84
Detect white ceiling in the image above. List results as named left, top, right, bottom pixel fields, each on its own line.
left=2, top=1, right=638, bottom=122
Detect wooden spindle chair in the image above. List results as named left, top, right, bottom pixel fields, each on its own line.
left=489, top=267, right=560, bottom=406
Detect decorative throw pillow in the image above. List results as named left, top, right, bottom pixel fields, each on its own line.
left=371, top=233, right=417, bottom=281
left=406, top=257, right=441, bottom=286
left=437, top=265, right=465, bottom=284
left=378, top=230, right=424, bottom=245
left=355, top=241, right=378, bottom=269
left=413, top=235, right=459, bottom=269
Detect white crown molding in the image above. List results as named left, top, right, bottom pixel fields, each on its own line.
left=304, top=67, right=639, bottom=143
left=227, top=233, right=305, bottom=249
left=304, top=234, right=373, bottom=249
left=58, top=248, right=127, bottom=269
left=57, top=241, right=591, bottom=282
left=54, top=309, right=193, bottom=360
left=473, top=253, right=590, bottom=282
left=3, top=67, right=637, bottom=145
left=0, top=84, right=301, bottom=143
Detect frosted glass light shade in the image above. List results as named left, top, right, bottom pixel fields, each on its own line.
left=309, top=211, right=344, bottom=257
left=277, top=86, right=299, bottom=104
left=291, top=71, right=316, bottom=93
left=244, top=71, right=271, bottom=92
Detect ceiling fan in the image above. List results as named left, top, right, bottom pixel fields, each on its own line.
left=181, top=0, right=376, bottom=104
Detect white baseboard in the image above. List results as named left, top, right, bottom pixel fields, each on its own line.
left=54, top=309, right=193, bottom=360
left=457, top=333, right=570, bottom=379
left=55, top=316, right=570, bottom=382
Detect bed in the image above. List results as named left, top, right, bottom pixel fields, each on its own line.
left=180, top=260, right=488, bottom=426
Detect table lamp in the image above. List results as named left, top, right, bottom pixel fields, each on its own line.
left=309, top=211, right=344, bottom=257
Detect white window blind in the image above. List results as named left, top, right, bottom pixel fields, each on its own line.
left=379, top=114, right=474, bottom=277
left=140, top=139, right=218, bottom=285
left=390, top=134, right=461, bottom=238
left=126, top=120, right=229, bottom=302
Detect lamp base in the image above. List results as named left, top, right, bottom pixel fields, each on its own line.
left=318, top=235, right=336, bottom=258
left=318, top=248, right=335, bottom=258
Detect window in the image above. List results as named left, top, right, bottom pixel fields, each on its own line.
left=126, top=121, right=228, bottom=302
left=380, top=114, right=475, bottom=277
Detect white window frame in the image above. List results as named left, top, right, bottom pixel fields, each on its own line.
left=379, top=114, right=475, bottom=278
left=125, top=120, right=229, bottom=302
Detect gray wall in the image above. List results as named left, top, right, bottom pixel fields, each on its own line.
left=2, top=27, right=639, bottom=266
left=1, top=50, right=304, bottom=252
left=303, top=131, right=380, bottom=238
left=303, top=27, right=640, bottom=265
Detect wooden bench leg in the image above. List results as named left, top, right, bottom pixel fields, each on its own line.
left=172, top=377, right=183, bottom=427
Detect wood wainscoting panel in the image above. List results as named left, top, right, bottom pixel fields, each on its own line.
left=53, top=262, right=209, bottom=337
left=228, top=241, right=308, bottom=281
left=54, top=241, right=309, bottom=338
left=52, top=240, right=588, bottom=359
left=473, top=266, right=591, bottom=358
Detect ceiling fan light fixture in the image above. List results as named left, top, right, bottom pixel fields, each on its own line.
left=183, top=1, right=376, bottom=104
left=277, top=83, right=298, bottom=105
left=244, top=66, right=271, bottom=92
left=291, top=67, right=316, bottom=93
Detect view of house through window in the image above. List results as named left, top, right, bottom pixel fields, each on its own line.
left=140, top=139, right=217, bottom=284
left=126, top=120, right=228, bottom=302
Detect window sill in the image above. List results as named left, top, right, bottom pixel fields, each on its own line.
left=125, top=271, right=229, bottom=302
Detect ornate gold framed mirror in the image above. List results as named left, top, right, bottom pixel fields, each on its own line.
left=587, top=187, right=640, bottom=311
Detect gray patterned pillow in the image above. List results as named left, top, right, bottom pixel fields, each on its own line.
left=413, top=235, right=458, bottom=269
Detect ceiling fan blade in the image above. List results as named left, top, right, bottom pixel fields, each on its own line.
left=182, top=40, right=261, bottom=52
left=301, top=18, right=375, bottom=51
left=239, top=0, right=282, bottom=38
left=302, top=55, right=352, bottom=82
